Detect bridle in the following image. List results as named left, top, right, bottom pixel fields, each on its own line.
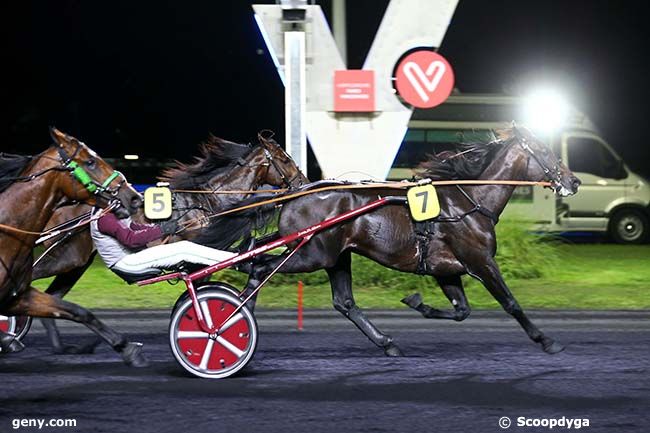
left=260, top=147, right=304, bottom=190
left=514, top=132, right=564, bottom=190
left=235, top=144, right=303, bottom=191
left=55, top=141, right=126, bottom=202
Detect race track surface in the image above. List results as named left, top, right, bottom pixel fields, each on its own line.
left=1, top=310, right=649, bottom=433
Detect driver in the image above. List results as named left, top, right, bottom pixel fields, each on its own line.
left=90, top=207, right=235, bottom=281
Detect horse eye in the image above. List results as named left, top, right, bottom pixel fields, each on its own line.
left=86, top=158, right=96, bottom=168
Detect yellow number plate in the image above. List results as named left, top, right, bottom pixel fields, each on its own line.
left=407, top=185, right=440, bottom=221
left=144, top=187, right=172, bottom=220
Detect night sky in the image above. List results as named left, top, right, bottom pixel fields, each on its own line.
left=2, top=1, right=649, bottom=177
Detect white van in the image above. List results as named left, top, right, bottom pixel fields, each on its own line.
left=388, top=94, right=650, bottom=244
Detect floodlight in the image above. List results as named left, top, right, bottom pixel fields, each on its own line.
left=523, top=88, right=570, bottom=133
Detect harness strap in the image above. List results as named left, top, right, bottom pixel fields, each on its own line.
left=453, top=185, right=499, bottom=225
left=67, top=161, right=98, bottom=193
left=413, top=220, right=434, bottom=275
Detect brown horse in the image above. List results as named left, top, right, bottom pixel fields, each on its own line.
left=0, top=128, right=148, bottom=366
left=199, top=126, right=581, bottom=357
left=20, top=135, right=308, bottom=353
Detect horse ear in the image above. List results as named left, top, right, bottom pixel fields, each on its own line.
left=49, top=127, right=68, bottom=147
left=257, top=130, right=276, bottom=148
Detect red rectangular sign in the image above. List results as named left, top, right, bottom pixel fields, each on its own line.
left=333, top=70, right=375, bottom=112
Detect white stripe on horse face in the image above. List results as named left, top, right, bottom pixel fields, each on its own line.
left=81, top=142, right=98, bottom=158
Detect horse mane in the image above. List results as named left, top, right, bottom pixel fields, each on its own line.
left=158, top=134, right=254, bottom=189
left=416, top=129, right=514, bottom=180
left=191, top=180, right=368, bottom=250
left=0, top=152, right=34, bottom=194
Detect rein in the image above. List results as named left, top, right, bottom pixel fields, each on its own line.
left=170, top=188, right=289, bottom=195
left=177, top=179, right=552, bottom=232
left=0, top=202, right=117, bottom=239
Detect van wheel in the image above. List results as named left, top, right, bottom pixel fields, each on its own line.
left=609, top=209, right=649, bottom=244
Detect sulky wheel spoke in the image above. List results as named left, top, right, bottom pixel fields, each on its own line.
left=177, top=331, right=209, bottom=339
left=199, top=300, right=214, bottom=328
left=218, top=313, right=244, bottom=334
left=199, top=339, right=215, bottom=370
left=216, top=336, right=245, bottom=358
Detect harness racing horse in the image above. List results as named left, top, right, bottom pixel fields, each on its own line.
left=20, top=134, right=308, bottom=353
left=200, top=126, right=581, bottom=357
left=0, top=128, right=148, bottom=365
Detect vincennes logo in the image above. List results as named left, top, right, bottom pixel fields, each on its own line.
left=394, top=49, right=455, bottom=109
left=402, top=60, right=447, bottom=103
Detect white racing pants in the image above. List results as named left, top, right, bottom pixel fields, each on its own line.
left=112, top=240, right=236, bottom=275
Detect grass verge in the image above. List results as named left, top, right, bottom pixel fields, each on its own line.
left=33, top=242, right=650, bottom=310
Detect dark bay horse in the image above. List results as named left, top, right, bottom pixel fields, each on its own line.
left=0, top=128, right=147, bottom=365
left=199, top=126, right=581, bottom=357
left=22, top=134, right=308, bottom=352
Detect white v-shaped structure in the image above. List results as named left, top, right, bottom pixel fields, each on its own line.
left=253, top=0, right=458, bottom=180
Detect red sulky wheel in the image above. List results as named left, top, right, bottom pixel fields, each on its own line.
left=0, top=315, right=17, bottom=335
left=13, top=316, right=32, bottom=341
left=169, top=288, right=258, bottom=379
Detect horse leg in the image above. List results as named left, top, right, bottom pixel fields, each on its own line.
left=5, top=287, right=149, bottom=366
left=239, top=253, right=280, bottom=313
left=401, top=275, right=471, bottom=321
left=467, top=257, right=564, bottom=354
left=327, top=251, right=403, bottom=357
left=41, top=252, right=102, bottom=355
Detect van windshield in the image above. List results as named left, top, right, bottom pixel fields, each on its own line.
left=567, top=136, right=624, bottom=179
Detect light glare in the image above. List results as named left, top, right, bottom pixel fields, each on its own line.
left=523, top=88, right=569, bottom=133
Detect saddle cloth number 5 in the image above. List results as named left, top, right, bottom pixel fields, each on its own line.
left=407, top=185, right=440, bottom=222
left=144, top=187, right=173, bottom=220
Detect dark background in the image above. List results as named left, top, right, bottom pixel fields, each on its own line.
left=2, top=1, right=649, bottom=178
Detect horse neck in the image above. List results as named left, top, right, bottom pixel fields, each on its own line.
left=473, top=145, right=529, bottom=218
left=206, top=157, right=266, bottom=203
left=0, top=162, right=64, bottom=239
left=173, top=155, right=267, bottom=221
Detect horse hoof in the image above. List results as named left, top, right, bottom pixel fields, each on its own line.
left=384, top=342, right=404, bottom=357
left=401, top=293, right=423, bottom=309
left=543, top=340, right=565, bottom=354
left=121, top=342, right=150, bottom=367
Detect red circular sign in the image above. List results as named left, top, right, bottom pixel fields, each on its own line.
left=395, top=50, right=455, bottom=108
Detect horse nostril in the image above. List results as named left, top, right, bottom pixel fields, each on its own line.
left=131, top=196, right=143, bottom=208
left=572, top=177, right=582, bottom=189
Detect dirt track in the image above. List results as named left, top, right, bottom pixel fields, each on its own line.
left=0, top=310, right=648, bottom=433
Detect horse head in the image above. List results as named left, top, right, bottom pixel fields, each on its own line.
left=256, top=134, right=309, bottom=189
left=503, top=126, right=581, bottom=197
left=48, top=127, right=142, bottom=217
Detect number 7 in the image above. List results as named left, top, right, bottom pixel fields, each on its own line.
left=415, top=190, right=428, bottom=213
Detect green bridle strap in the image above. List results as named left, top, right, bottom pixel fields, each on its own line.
left=67, top=161, right=98, bottom=193
left=66, top=161, right=120, bottom=194
left=101, top=171, right=121, bottom=189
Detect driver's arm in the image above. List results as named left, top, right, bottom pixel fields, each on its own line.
left=97, top=213, right=163, bottom=248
